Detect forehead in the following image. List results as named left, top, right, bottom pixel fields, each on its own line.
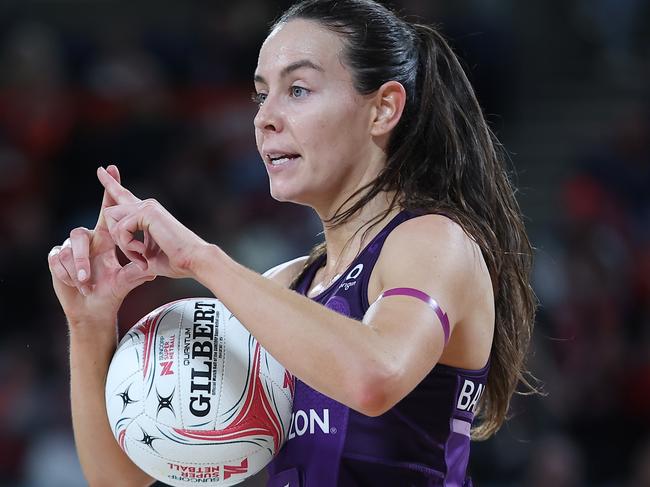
left=256, top=19, right=346, bottom=78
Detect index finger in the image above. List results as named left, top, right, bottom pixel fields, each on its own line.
left=95, top=164, right=121, bottom=231
left=97, top=166, right=140, bottom=206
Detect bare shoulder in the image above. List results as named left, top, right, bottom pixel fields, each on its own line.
left=384, top=213, right=485, bottom=273
left=375, top=213, right=491, bottom=316
left=263, top=256, right=309, bottom=288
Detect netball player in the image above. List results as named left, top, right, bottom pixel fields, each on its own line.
left=48, top=1, right=536, bottom=485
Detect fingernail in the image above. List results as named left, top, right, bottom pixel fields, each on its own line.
left=78, top=269, right=87, bottom=282
left=80, top=286, right=89, bottom=296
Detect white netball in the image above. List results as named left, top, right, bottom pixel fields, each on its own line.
left=105, top=298, right=294, bottom=486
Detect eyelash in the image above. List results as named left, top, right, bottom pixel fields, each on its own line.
left=251, top=92, right=267, bottom=106
left=251, top=86, right=311, bottom=106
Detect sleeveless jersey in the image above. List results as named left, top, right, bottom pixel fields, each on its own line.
left=267, top=210, right=490, bottom=487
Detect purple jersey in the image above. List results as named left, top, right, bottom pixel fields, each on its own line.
left=267, top=210, right=489, bottom=487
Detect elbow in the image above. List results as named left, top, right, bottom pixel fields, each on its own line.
left=349, top=363, right=401, bottom=417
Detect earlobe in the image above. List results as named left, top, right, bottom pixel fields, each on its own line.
left=370, top=81, right=407, bottom=137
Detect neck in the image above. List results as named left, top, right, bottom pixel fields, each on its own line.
left=317, top=190, right=400, bottom=278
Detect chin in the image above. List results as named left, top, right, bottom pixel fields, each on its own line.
left=268, top=182, right=297, bottom=203
left=268, top=181, right=314, bottom=207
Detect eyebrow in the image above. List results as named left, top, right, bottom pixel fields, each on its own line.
left=254, top=59, right=324, bottom=84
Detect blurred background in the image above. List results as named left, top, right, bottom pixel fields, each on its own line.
left=0, top=0, right=648, bottom=485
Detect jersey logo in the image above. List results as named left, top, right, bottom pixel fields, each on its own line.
left=344, top=264, right=363, bottom=281
left=339, top=264, right=363, bottom=291
left=287, top=408, right=333, bottom=440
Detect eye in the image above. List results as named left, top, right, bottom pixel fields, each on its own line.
left=251, top=91, right=267, bottom=106
left=290, top=86, right=310, bottom=98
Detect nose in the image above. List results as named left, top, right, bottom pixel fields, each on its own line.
left=253, top=95, right=283, bottom=133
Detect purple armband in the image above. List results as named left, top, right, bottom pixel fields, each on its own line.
left=377, top=287, right=450, bottom=346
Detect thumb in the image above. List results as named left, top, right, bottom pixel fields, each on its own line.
left=115, top=261, right=156, bottom=296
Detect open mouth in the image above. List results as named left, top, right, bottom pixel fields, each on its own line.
left=267, top=153, right=300, bottom=166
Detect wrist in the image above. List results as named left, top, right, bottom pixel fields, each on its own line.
left=190, top=242, right=227, bottom=283
left=69, top=326, right=118, bottom=373
left=67, top=314, right=118, bottom=340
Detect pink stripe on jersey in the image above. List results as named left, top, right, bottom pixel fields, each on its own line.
left=377, top=287, right=451, bottom=346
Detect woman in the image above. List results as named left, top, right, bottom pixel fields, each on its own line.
left=48, top=0, right=536, bottom=485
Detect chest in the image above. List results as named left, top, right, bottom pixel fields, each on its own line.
left=303, top=259, right=384, bottom=318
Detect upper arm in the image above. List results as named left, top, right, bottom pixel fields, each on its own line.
left=361, top=214, right=490, bottom=409
left=263, top=256, right=309, bottom=288
left=370, top=214, right=482, bottom=327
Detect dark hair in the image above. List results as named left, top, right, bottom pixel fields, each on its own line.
left=274, top=0, right=537, bottom=439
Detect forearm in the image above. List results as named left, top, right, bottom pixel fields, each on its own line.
left=69, top=324, right=153, bottom=487
left=192, top=245, right=392, bottom=411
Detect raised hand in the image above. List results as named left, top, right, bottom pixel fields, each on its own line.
left=48, top=165, right=156, bottom=325
left=97, top=166, right=209, bottom=280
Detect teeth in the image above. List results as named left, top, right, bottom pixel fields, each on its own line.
left=271, top=157, right=290, bottom=166
left=267, top=153, right=298, bottom=165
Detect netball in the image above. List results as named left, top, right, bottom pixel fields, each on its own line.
left=104, top=298, right=294, bottom=486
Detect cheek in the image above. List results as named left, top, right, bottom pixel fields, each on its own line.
left=302, top=118, right=339, bottom=173
left=287, top=88, right=371, bottom=182
left=317, top=113, right=369, bottom=167
left=302, top=101, right=365, bottom=156
left=288, top=111, right=328, bottom=159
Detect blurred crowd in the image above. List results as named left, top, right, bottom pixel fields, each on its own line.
left=0, top=1, right=648, bottom=486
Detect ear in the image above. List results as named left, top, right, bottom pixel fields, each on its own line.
left=369, top=81, right=407, bottom=137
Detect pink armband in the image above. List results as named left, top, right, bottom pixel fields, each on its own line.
left=376, top=287, right=450, bottom=346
